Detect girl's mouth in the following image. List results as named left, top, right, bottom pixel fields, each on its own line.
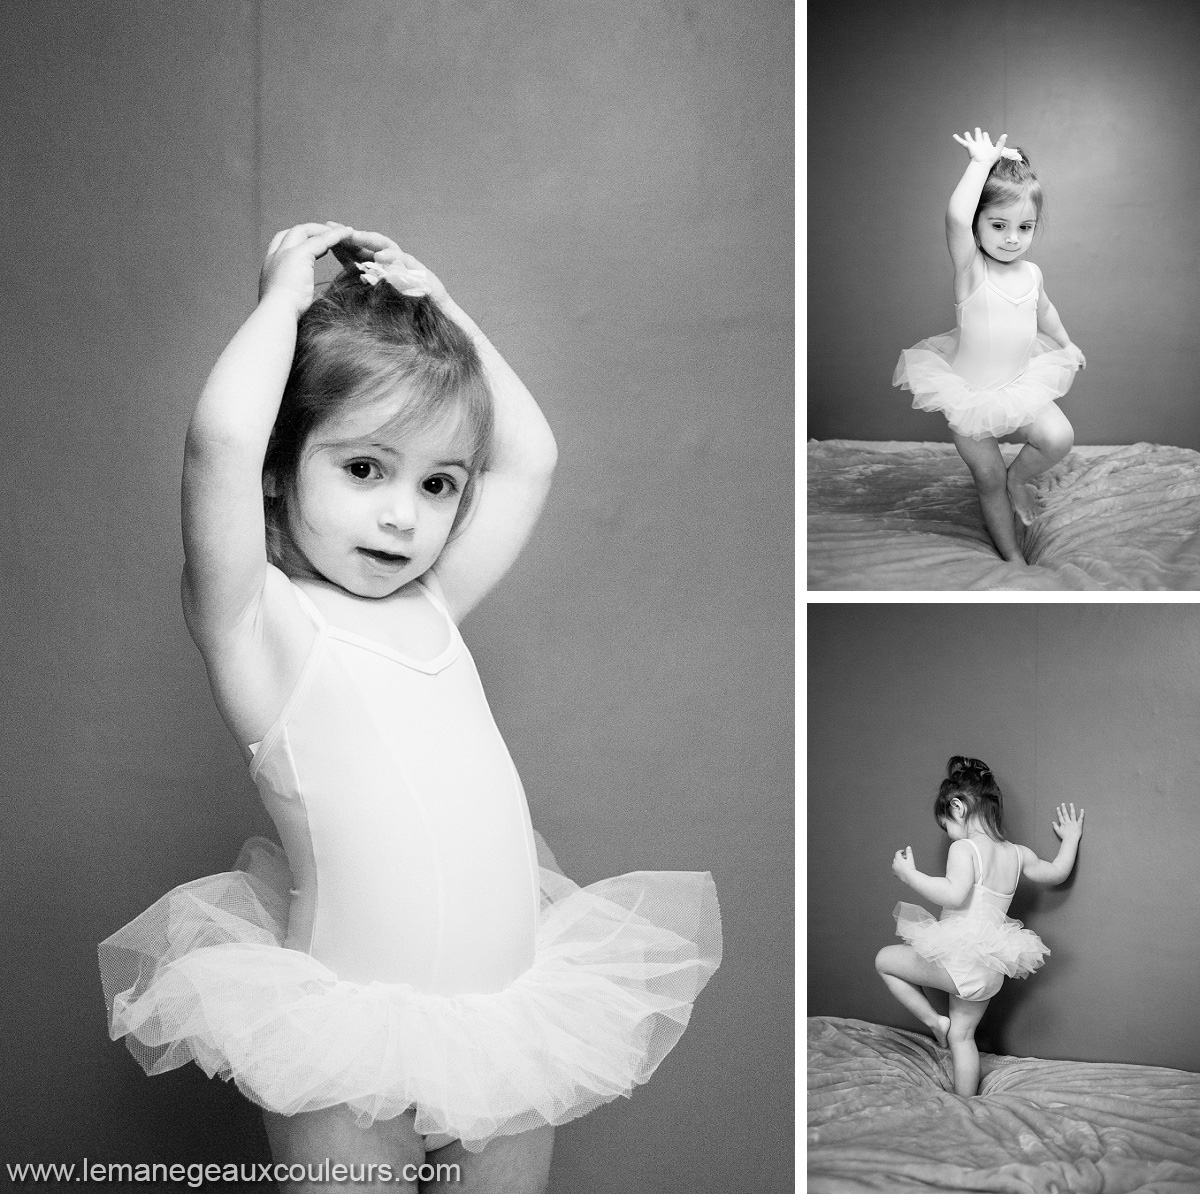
left=358, top=547, right=411, bottom=567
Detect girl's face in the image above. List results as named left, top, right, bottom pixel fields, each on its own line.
left=975, top=197, right=1038, bottom=263
left=286, top=388, right=472, bottom=598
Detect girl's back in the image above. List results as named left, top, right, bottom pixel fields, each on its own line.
left=944, top=836, right=1022, bottom=922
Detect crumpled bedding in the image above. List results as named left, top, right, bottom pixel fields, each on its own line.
left=808, top=1017, right=1200, bottom=1193
left=807, top=441, right=1200, bottom=590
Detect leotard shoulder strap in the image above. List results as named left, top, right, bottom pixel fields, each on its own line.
left=965, top=838, right=985, bottom=883
left=965, top=838, right=1020, bottom=897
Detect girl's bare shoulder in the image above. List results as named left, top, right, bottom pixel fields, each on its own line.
left=952, top=249, right=987, bottom=305
left=193, top=564, right=320, bottom=755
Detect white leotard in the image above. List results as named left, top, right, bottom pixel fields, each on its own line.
left=250, top=579, right=539, bottom=994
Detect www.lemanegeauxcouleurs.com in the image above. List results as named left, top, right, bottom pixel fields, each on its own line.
left=6, top=1157, right=462, bottom=1186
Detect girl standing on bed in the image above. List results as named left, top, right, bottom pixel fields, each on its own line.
left=98, top=222, right=721, bottom=1193
left=893, top=129, right=1086, bottom=564
left=875, top=756, right=1083, bottom=1098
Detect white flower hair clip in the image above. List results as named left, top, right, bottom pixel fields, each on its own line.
left=1000, top=147, right=1024, bottom=162
left=356, top=259, right=431, bottom=298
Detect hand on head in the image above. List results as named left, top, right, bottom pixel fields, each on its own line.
left=952, top=127, right=1008, bottom=168
left=331, top=231, right=448, bottom=304
left=1051, top=802, right=1085, bottom=842
left=259, top=222, right=355, bottom=315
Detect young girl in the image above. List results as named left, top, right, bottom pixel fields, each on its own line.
left=98, top=223, right=722, bottom=1193
left=893, top=129, right=1087, bottom=563
left=874, top=756, right=1084, bottom=1098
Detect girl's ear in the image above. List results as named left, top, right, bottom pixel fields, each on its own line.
left=263, top=468, right=281, bottom=498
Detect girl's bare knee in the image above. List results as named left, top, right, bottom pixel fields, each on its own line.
left=1030, top=417, right=1073, bottom=462
left=948, top=1021, right=975, bottom=1045
left=1045, top=428, right=1073, bottom=460
left=970, top=460, right=1008, bottom=494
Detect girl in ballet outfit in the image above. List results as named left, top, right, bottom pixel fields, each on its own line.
left=893, top=129, right=1086, bottom=563
left=875, top=757, right=1083, bottom=1097
left=98, top=223, right=721, bottom=1193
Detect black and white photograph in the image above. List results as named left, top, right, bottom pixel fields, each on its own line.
left=1, top=4, right=793, bottom=1192
left=807, top=604, right=1200, bottom=1188
left=807, top=0, right=1200, bottom=590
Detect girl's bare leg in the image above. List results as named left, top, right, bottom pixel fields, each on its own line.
left=263, top=1106, right=554, bottom=1194
left=427, top=1126, right=555, bottom=1194
left=875, top=945, right=956, bottom=1048
left=951, top=432, right=1025, bottom=562
left=1006, top=405, right=1074, bottom=524
left=262, top=1105, right=423, bottom=1194
left=947, top=995, right=991, bottom=1097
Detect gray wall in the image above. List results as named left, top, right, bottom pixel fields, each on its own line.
left=808, top=0, right=1200, bottom=449
left=808, top=605, right=1200, bottom=1071
left=1, top=3, right=793, bottom=1190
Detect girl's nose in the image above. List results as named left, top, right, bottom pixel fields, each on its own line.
left=379, top=490, right=417, bottom=531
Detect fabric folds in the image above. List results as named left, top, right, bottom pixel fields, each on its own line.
left=893, top=331, right=1084, bottom=440
left=893, top=900, right=1049, bottom=981
left=99, top=838, right=722, bottom=1151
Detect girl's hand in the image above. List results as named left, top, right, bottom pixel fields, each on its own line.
left=892, top=847, right=917, bottom=883
left=1051, top=802, right=1085, bottom=843
left=1066, top=343, right=1087, bottom=369
left=259, top=222, right=354, bottom=316
left=952, top=128, right=1008, bottom=168
left=332, top=230, right=450, bottom=305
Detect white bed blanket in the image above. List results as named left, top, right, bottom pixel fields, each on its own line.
left=809, top=1017, right=1200, bottom=1193
left=807, top=441, right=1200, bottom=590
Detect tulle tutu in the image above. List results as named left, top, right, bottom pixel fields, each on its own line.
left=99, top=838, right=721, bottom=1151
left=893, top=901, right=1049, bottom=980
left=893, top=331, right=1085, bottom=440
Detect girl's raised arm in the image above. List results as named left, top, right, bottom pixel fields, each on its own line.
left=181, top=223, right=352, bottom=653
left=431, top=291, right=557, bottom=619
left=945, top=129, right=1007, bottom=274
left=1019, top=803, right=1085, bottom=885
left=336, top=232, right=558, bottom=623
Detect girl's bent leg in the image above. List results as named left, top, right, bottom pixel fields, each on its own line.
left=947, top=995, right=990, bottom=1097
left=262, top=1105, right=425, bottom=1194
left=875, top=945, right=956, bottom=1048
left=427, top=1126, right=555, bottom=1194
left=951, top=433, right=1025, bottom=562
left=1007, top=405, right=1074, bottom=523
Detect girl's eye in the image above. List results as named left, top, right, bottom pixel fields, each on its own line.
left=423, top=474, right=460, bottom=498
left=346, top=460, right=381, bottom=481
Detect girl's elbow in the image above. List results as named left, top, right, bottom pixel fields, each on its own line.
left=939, top=885, right=969, bottom=909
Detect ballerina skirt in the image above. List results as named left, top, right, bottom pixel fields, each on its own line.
left=99, top=838, right=721, bottom=1151
left=893, top=901, right=1049, bottom=984
left=893, top=331, right=1085, bottom=440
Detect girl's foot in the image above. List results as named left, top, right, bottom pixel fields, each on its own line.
left=930, top=1015, right=951, bottom=1049
left=1006, top=473, right=1038, bottom=525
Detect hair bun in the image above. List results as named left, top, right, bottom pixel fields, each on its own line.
left=947, top=756, right=992, bottom=781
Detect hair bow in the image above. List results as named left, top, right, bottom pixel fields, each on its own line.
left=999, top=147, right=1023, bottom=162
left=356, top=259, right=431, bottom=298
